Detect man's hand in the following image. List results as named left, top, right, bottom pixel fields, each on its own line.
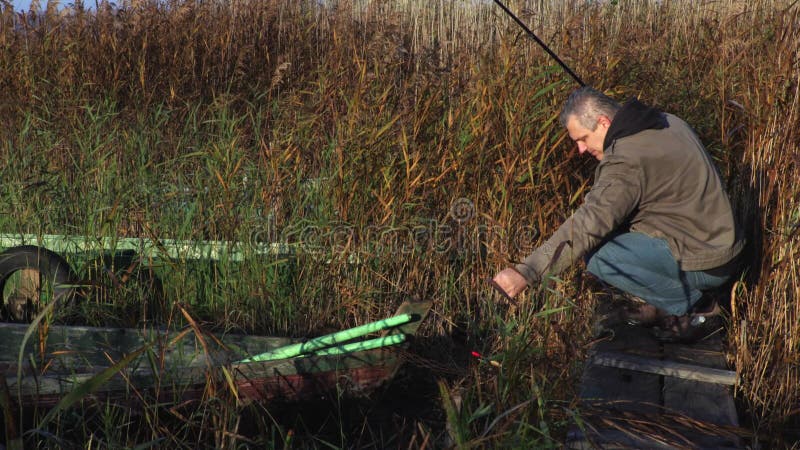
left=490, top=268, right=529, bottom=300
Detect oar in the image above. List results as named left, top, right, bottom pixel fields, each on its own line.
left=308, top=334, right=406, bottom=357
left=238, top=313, right=416, bottom=363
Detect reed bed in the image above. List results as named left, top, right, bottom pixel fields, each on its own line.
left=0, top=0, right=798, bottom=447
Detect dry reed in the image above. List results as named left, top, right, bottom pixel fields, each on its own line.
left=0, top=0, right=798, bottom=446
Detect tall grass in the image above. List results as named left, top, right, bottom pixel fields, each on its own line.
left=0, top=0, right=798, bottom=447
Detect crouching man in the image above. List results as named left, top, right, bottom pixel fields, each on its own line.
left=491, top=87, right=744, bottom=343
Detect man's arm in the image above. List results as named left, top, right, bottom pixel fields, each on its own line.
left=491, top=157, right=641, bottom=299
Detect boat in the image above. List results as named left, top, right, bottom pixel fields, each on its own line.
left=0, top=300, right=432, bottom=409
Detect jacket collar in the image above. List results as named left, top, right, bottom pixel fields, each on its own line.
left=603, top=98, right=668, bottom=151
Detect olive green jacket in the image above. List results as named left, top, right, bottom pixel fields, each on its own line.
left=514, top=113, right=745, bottom=284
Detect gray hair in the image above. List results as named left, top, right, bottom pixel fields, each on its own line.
left=559, top=87, right=621, bottom=130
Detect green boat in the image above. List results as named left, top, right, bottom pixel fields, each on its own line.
left=0, top=241, right=432, bottom=408
left=0, top=300, right=431, bottom=408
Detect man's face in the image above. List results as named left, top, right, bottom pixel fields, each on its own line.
left=565, top=115, right=611, bottom=161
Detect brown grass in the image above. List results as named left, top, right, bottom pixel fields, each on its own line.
left=0, top=0, right=798, bottom=446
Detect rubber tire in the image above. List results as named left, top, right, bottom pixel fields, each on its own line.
left=0, top=245, right=80, bottom=322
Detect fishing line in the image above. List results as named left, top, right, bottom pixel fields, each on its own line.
left=492, top=0, right=586, bottom=87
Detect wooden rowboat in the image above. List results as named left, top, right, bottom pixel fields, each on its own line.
left=0, top=301, right=431, bottom=409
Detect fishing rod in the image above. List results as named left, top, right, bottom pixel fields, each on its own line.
left=486, top=1, right=585, bottom=304
left=492, top=0, right=586, bottom=87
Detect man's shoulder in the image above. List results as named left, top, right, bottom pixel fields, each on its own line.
left=612, top=114, right=700, bottom=153
left=662, top=112, right=695, bottom=131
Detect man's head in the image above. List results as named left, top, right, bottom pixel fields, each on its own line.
left=559, top=87, right=621, bottom=161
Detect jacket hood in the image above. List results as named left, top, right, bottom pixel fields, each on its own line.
left=603, top=98, right=668, bottom=150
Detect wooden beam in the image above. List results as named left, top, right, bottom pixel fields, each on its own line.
left=589, top=351, right=737, bottom=386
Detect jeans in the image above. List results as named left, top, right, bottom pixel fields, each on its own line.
left=585, top=232, right=734, bottom=316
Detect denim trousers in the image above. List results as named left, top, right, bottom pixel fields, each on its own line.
left=585, top=232, right=733, bottom=316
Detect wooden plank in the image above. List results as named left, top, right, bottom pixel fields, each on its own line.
left=569, top=361, right=668, bottom=448
left=569, top=322, right=744, bottom=449
left=567, top=426, right=692, bottom=450
left=568, top=324, right=664, bottom=448
left=589, top=351, right=738, bottom=385
left=568, top=424, right=744, bottom=450
left=591, top=323, right=664, bottom=358
left=579, top=365, right=662, bottom=414
left=662, top=335, right=742, bottom=448
left=580, top=326, right=662, bottom=413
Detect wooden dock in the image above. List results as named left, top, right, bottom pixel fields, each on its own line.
left=566, top=324, right=743, bottom=449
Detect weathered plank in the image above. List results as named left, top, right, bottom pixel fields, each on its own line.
left=589, top=351, right=738, bottom=385
left=568, top=323, right=744, bottom=449
left=662, top=335, right=741, bottom=448
left=569, top=326, right=664, bottom=448
left=566, top=426, right=697, bottom=450
left=579, top=366, right=663, bottom=415
left=579, top=325, right=663, bottom=413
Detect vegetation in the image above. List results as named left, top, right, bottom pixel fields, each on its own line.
left=0, top=0, right=798, bottom=447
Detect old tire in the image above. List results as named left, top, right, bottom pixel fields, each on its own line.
left=0, top=245, right=80, bottom=322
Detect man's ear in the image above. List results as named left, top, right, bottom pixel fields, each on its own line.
left=597, top=115, right=612, bottom=129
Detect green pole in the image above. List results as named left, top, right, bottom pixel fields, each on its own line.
left=238, top=313, right=415, bottom=363
left=310, top=334, right=406, bottom=357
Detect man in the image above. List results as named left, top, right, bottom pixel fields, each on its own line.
left=491, top=87, right=744, bottom=342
